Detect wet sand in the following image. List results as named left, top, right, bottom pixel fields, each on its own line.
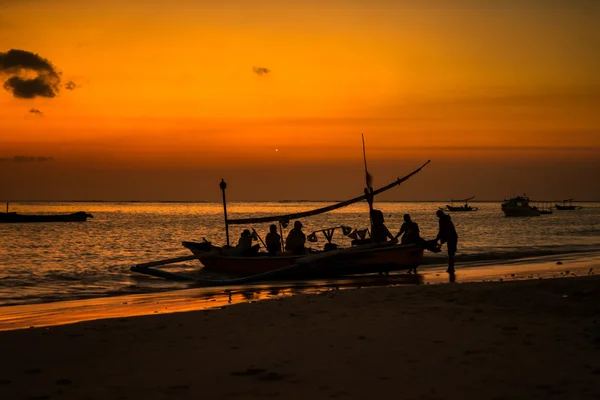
left=1, top=270, right=599, bottom=398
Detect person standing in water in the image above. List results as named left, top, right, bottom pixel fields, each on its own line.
left=435, top=210, right=458, bottom=274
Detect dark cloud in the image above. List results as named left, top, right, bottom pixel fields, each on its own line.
left=0, top=49, right=62, bottom=98
left=64, top=80, right=77, bottom=90
left=29, top=108, right=43, bottom=116
left=253, top=67, right=270, bottom=76
left=0, top=155, right=54, bottom=162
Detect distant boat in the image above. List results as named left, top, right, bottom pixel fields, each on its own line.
left=501, top=196, right=540, bottom=217
left=555, top=199, right=583, bottom=211
left=440, top=196, right=478, bottom=212
left=0, top=211, right=93, bottom=223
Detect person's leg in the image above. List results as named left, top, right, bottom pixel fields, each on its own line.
left=446, top=240, right=457, bottom=273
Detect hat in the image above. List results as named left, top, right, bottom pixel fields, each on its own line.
left=242, top=229, right=251, bottom=236
left=294, top=220, right=303, bottom=228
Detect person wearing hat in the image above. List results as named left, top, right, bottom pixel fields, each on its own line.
left=285, top=220, right=306, bottom=255
left=435, top=210, right=458, bottom=274
left=237, top=229, right=253, bottom=253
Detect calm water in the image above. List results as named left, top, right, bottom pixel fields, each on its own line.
left=1, top=201, right=599, bottom=306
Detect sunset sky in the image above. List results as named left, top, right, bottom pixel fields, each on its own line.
left=1, top=0, right=599, bottom=201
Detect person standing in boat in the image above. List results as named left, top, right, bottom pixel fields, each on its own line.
left=395, top=214, right=421, bottom=244
left=370, top=209, right=394, bottom=243
left=435, top=210, right=458, bottom=274
left=266, top=224, right=282, bottom=256
left=285, top=220, right=306, bottom=255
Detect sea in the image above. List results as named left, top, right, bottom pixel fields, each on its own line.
left=1, top=201, right=599, bottom=306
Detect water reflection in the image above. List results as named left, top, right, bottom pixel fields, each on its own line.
left=1, top=201, right=600, bottom=306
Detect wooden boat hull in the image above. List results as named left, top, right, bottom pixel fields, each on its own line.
left=555, top=205, right=582, bottom=210
left=183, top=241, right=425, bottom=278
left=443, top=205, right=478, bottom=212
left=501, top=206, right=540, bottom=217
left=0, top=211, right=93, bottom=223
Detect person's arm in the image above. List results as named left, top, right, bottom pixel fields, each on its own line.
left=395, top=223, right=408, bottom=239
left=385, top=226, right=394, bottom=240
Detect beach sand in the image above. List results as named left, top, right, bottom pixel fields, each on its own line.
left=1, top=273, right=599, bottom=399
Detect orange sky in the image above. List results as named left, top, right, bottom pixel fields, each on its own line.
left=1, top=0, right=599, bottom=200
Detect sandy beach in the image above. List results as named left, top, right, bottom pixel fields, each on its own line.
left=1, top=267, right=599, bottom=399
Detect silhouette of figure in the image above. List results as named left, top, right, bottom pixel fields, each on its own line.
left=436, top=210, right=458, bottom=274
left=237, top=229, right=259, bottom=256
left=395, top=214, right=421, bottom=244
left=370, top=209, right=394, bottom=242
left=266, top=224, right=282, bottom=256
left=285, top=220, right=306, bottom=255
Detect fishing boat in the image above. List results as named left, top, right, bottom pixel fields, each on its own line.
left=0, top=203, right=93, bottom=223
left=131, top=159, right=436, bottom=283
left=440, top=196, right=478, bottom=212
left=501, top=196, right=540, bottom=217
left=555, top=199, right=583, bottom=211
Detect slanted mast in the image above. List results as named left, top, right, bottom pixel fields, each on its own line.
left=226, top=160, right=431, bottom=225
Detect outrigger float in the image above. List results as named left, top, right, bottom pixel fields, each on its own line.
left=131, top=144, right=435, bottom=285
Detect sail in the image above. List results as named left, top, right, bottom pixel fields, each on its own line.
left=227, top=160, right=431, bottom=225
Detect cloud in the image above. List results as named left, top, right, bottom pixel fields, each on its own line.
left=0, top=49, right=64, bottom=98
left=0, top=155, right=54, bottom=162
left=29, top=108, right=43, bottom=116
left=64, top=80, right=77, bottom=90
left=253, top=67, right=270, bottom=76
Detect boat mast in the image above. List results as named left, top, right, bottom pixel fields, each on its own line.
left=362, top=133, right=374, bottom=230
left=220, top=179, right=230, bottom=247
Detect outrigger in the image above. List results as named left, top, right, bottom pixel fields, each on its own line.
left=131, top=142, right=435, bottom=285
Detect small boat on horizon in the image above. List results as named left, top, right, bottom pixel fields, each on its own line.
left=0, top=211, right=94, bottom=223
left=555, top=199, right=583, bottom=211
left=501, top=195, right=541, bottom=217
left=440, top=196, right=478, bottom=212
left=1, top=202, right=93, bottom=223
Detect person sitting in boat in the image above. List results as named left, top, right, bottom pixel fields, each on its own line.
left=285, top=220, right=306, bottom=255
left=237, top=229, right=260, bottom=256
left=370, top=209, right=394, bottom=243
left=265, top=224, right=282, bottom=256
left=395, top=214, right=421, bottom=244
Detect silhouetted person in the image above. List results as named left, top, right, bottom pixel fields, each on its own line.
left=395, top=214, right=421, bottom=244
left=237, top=229, right=259, bottom=256
left=285, top=220, right=306, bottom=255
left=266, top=224, right=282, bottom=256
left=370, top=209, right=394, bottom=243
left=436, top=210, right=458, bottom=274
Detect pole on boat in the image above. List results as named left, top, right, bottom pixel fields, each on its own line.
left=220, top=179, right=230, bottom=247
left=361, top=133, right=374, bottom=230
left=5, top=202, right=7, bottom=214
left=279, top=221, right=285, bottom=253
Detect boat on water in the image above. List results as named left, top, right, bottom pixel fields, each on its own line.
left=0, top=203, right=93, bottom=223
left=131, top=159, right=437, bottom=283
left=555, top=199, right=583, bottom=211
left=501, top=196, right=540, bottom=217
left=440, top=196, right=478, bottom=212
